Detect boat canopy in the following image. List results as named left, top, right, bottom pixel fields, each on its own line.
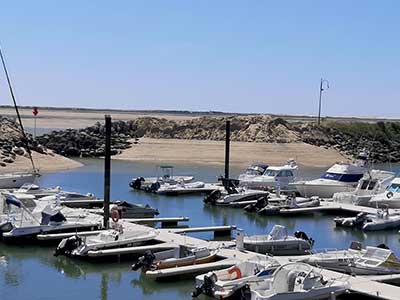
left=40, top=206, right=66, bottom=225
left=269, top=225, right=288, bottom=240
left=321, top=172, right=364, bottom=182
left=5, top=196, right=21, bottom=208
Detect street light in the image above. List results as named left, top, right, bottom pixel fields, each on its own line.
left=317, top=78, right=329, bottom=125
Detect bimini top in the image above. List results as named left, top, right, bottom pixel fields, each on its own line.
left=321, top=163, right=366, bottom=182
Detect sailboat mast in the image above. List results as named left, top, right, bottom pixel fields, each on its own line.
left=0, top=45, right=37, bottom=172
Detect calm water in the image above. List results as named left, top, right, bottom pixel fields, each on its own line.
left=1, top=159, right=400, bottom=300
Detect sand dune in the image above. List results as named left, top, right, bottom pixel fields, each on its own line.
left=115, top=138, right=348, bottom=168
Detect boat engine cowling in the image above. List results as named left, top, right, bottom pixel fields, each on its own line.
left=131, top=250, right=156, bottom=271
left=129, top=177, right=145, bottom=189
left=148, top=182, right=161, bottom=193
left=203, top=190, right=222, bottom=205
left=294, top=231, right=314, bottom=247
left=54, top=235, right=82, bottom=257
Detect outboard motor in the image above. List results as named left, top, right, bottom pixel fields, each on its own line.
left=129, top=177, right=144, bottom=190
left=353, top=212, right=368, bottom=228
left=244, top=195, right=269, bottom=212
left=203, top=190, right=222, bottom=205
left=131, top=251, right=156, bottom=271
left=236, top=284, right=251, bottom=300
left=294, top=231, right=314, bottom=247
left=191, top=273, right=217, bottom=298
left=148, top=182, right=161, bottom=193
left=54, top=235, right=82, bottom=257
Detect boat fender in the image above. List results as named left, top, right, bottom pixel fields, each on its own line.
left=387, top=192, right=394, bottom=199
left=111, top=210, right=120, bottom=222
left=228, top=267, right=242, bottom=279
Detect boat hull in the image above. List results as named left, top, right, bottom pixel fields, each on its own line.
left=244, top=240, right=311, bottom=256
left=0, top=173, right=36, bottom=189
left=294, top=182, right=356, bottom=198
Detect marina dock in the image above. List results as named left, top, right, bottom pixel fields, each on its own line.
left=277, top=200, right=400, bottom=216
left=102, top=221, right=400, bottom=300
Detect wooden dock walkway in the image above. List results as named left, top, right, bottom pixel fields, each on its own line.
left=150, top=223, right=400, bottom=300
left=279, top=201, right=400, bottom=216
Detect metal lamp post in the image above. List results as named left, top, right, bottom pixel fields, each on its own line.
left=317, top=78, right=329, bottom=125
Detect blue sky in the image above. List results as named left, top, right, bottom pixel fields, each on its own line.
left=0, top=1, right=399, bottom=117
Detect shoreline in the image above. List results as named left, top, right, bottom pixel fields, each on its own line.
left=2, top=151, right=83, bottom=173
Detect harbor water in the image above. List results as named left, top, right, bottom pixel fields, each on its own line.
left=1, top=159, right=400, bottom=300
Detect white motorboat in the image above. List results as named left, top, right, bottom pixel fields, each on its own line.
left=192, top=256, right=279, bottom=299
left=333, top=170, right=395, bottom=206
left=242, top=225, right=314, bottom=255
left=248, top=263, right=350, bottom=300
left=4, top=183, right=62, bottom=199
left=369, top=177, right=400, bottom=208
left=133, top=247, right=219, bottom=275
left=301, top=243, right=400, bottom=275
left=1, top=196, right=103, bottom=241
left=238, top=164, right=270, bottom=182
left=362, top=208, right=400, bottom=231
left=334, top=208, right=400, bottom=231
left=292, top=160, right=367, bottom=199
left=88, top=201, right=159, bottom=219
left=239, top=160, right=297, bottom=191
left=55, top=220, right=157, bottom=257
left=207, top=188, right=269, bottom=206
left=0, top=172, right=37, bottom=189
left=129, top=165, right=194, bottom=191
left=38, top=192, right=102, bottom=208
left=156, top=181, right=221, bottom=196
left=258, top=195, right=320, bottom=215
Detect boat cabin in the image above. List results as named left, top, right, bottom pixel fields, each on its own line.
left=320, top=163, right=366, bottom=183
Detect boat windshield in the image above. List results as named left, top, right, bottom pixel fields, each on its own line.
left=388, top=183, right=400, bottom=193
left=320, top=172, right=363, bottom=182
left=246, top=168, right=263, bottom=176
left=264, top=169, right=279, bottom=177
left=360, top=180, right=377, bottom=190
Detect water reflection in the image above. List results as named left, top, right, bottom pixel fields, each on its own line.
left=1, top=159, right=400, bottom=300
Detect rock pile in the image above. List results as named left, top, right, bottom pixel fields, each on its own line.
left=0, top=117, right=47, bottom=167
left=36, top=116, right=400, bottom=163
left=36, top=121, right=135, bottom=157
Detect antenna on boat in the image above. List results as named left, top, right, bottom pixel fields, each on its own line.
left=0, top=45, right=37, bottom=173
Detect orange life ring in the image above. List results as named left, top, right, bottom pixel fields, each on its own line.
left=228, top=267, right=242, bottom=279
left=111, top=210, right=120, bottom=222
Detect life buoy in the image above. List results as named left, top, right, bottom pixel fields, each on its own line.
left=111, top=210, right=120, bottom=222
left=387, top=192, right=394, bottom=199
left=228, top=267, right=242, bottom=279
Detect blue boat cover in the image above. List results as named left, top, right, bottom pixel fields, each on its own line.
left=5, top=196, right=22, bottom=208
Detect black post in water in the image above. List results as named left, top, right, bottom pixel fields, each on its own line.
left=103, top=115, right=112, bottom=229
left=225, top=120, right=231, bottom=179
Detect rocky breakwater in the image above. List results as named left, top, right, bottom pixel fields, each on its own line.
left=36, top=115, right=400, bottom=163
left=36, top=121, right=136, bottom=157
left=0, top=117, right=47, bottom=167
